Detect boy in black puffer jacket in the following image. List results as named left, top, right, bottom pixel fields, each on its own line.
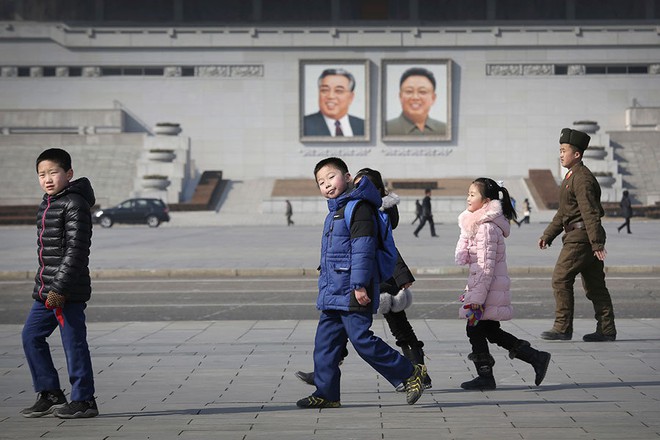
left=21, top=148, right=99, bottom=419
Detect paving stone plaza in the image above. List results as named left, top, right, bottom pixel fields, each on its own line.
left=1, top=220, right=659, bottom=440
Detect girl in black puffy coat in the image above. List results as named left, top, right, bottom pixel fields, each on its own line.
left=296, top=168, right=432, bottom=390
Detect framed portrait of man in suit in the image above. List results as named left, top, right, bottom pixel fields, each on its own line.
left=382, top=59, right=452, bottom=142
left=300, top=59, right=370, bottom=142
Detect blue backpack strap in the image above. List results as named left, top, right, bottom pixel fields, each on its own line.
left=344, top=199, right=382, bottom=243
left=343, top=199, right=359, bottom=231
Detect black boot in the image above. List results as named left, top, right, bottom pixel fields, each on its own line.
left=401, top=342, right=432, bottom=389
left=510, top=340, right=551, bottom=386
left=461, top=353, right=496, bottom=390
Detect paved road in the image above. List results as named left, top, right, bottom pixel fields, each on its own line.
left=3, top=273, right=659, bottom=324
left=1, top=219, right=658, bottom=275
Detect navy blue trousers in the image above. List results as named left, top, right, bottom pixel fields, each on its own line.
left=312, top=309, right=413, bottom=402
left=22, top=301, right=95, bottom=401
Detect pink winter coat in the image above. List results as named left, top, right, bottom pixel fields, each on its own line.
left=455, top=200, right=513, bottom=322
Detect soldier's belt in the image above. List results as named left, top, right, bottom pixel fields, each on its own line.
left=564, top=221, right=585, bottom=233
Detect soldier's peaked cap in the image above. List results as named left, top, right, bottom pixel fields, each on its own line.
left=559, top=128, right=590, bottom=151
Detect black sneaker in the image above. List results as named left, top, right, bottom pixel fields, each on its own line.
left=20, top=389, right=67, bottom=418
left=540, top=330, right=572, bottom=341
left=296, top=395, right=340, bottom=408
left=54, top=398, right=99, bottom=419
left=295, top=371, right=315, bottom=386
left=582, top=332, right=616, bottom=342
left=404, top=364, right=427, bottom=405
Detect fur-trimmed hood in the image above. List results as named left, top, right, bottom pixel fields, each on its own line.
left=457, top=199, right=511, bottom=239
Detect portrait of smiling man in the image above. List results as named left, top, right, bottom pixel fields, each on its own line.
left=383, top=61, right=452, bottom=141
left=303, top=67, right=365, bottom=138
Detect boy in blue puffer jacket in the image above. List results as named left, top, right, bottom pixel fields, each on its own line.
left=296, top=157, right=426, bottom=409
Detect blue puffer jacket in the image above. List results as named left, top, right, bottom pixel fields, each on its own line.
left=317, top=177, right=381, bottom=314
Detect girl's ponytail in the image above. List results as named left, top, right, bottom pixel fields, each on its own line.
left=498, top=185, right=518, bottom=221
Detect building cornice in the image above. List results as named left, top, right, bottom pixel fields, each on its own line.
left=1, top=22, right=659, bottom=48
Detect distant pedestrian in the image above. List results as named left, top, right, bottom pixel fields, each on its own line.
left=518, top=198, right=531, bottom=227
left=413, top=189, right=438, bottom=237
left=21, top=148, right=99, bottom=419
left=411, top=199, right=422, bottom=224
left=285, top=199, right=294, bottom=226
left=617, top=190, right=632, bottom=234
left=539, top=128, right=617, bottom=342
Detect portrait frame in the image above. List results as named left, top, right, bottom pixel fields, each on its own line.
left=299, top=59, right=370, bottom=143
left=381, top=59, right=453, bottom=142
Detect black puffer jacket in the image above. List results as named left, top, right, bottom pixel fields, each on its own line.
left=380, top=193, right=415, bottom=295
left=33, top=177, right=95, bottom=303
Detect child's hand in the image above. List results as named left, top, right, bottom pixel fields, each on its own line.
left=45, top=291, right=66, bottom=309
left=355, top=287, right=371, bottom=306
left=463, top=303, right=483, bottom=327
left=45, top=291, right=66, bottom=328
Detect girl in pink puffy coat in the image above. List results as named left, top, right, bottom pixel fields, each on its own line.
left=455, top=178, right=551, bottom=390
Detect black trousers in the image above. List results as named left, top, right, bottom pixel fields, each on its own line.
left=414, top=215, right=436, bottom=236
left=466, top=320, right=518, bottom=355
left=383, top=310, right=419, bottom=347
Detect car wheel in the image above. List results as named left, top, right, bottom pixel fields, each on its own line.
left=99, top=216, right=113, bottom=228
left=146, top=215, right=160, bottom=228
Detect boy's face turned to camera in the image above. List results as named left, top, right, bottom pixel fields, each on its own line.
left=315, top=164, right=351, bottom=200
left=37, top=160, right=73, bottom=196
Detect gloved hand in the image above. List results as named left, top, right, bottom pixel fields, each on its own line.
left=45, top=291, right=66, bottom=310
left=378, top=293, right=392, bottom=315
left=390, top=288, right=413, bottom=313
left=463, top=303, right=483, bottom=327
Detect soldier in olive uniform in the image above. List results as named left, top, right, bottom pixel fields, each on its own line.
left=538, top=128, right=617, bottom=342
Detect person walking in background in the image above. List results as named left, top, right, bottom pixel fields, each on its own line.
left=517, top=198, right=531, bottom=227
left=455, top=178, right=551, bottom=390
left=285, top=199, right=294, bottom=226
left=296, top=157, right=426, bottom=409
left=411, top=199, right=422, bottom=224
left=413, top=188, right=438, bottom=237
left=539, top=128, right=617, bottom=342
left=21, top=148, right=99, bottom=419
left=617, top=190, right=632, bottom=234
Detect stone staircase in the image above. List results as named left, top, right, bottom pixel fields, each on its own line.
left=608, top=130, right=660, bottom=206
left=0, top=134, right=144, bottom=207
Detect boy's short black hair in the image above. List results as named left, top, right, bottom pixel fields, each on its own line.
left=313, top=157, right=349, bottom=178
left=36, top=148, right=72, bottom=172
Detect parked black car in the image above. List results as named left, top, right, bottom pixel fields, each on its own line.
left=93, top=198, right=170, bottom=228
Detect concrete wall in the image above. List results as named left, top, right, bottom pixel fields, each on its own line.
left=0, top=24, right=659, bottom=186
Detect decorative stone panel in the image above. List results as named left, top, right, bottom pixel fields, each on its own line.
left=567, top=65, right=586, bottom=75
left=196, top=65, right=264, bottom=78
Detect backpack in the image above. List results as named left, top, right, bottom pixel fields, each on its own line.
left=344, top=200, right=398, bottom=283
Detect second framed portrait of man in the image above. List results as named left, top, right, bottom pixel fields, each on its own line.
left=299, top=59, right=370, bottom=142
left=382, top=59, right=452, bottom=142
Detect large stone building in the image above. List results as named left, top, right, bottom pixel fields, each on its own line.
left=1, top=0, right=659, bottom=222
